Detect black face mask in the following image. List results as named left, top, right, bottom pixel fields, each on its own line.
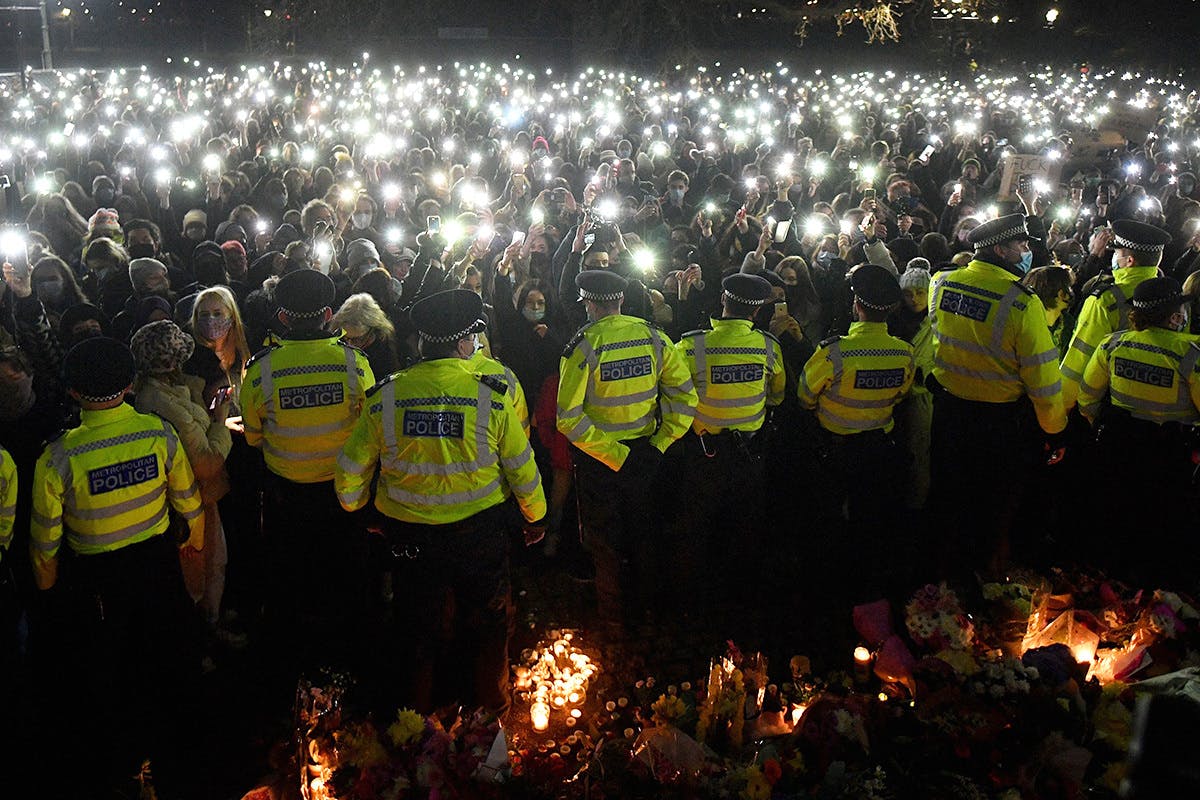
left=94, top=188, right=115, bottom=206
left=128, top=243, right=156, bottom=260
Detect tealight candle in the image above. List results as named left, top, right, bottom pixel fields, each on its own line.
left=531, top=701, right=550, bottom=731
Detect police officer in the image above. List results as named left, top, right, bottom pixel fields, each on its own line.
left=927, top=214, right=1067, bottom=576
left=672, top=273, right=785, bottom=610
left=800, top=265, right=914, bottom=527
left=1076, top=277, right=1200, bottom=583
left=336, top=289, right=546, bottom=713
left=557, top=269, right=697, bottom=633
left=29, top=337, right=203, bottom=785
left=0, top=445, right=13, bottom=566
left=241, top=269, right=374, bottom=656
left=1061, top=219, right=1172, bottom=409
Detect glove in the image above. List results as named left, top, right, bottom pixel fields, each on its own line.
left=621, top=440, right=663, bottom=483
left=523, top=517, right=548, bottom=546
left=1044, top=430, right=1068, bottom=466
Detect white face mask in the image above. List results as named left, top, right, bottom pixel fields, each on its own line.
left=352, top=213, right=371, bottom=230
left=1112, top=252, right=1124, bottom=271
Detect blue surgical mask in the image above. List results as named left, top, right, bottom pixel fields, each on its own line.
left=1017, top=251, right=1033, bottom=274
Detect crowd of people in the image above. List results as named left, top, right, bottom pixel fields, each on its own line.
left=3, top=59, right=1200, bottom=794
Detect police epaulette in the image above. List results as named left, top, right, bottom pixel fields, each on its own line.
left=43, top=429, right=67, bottom=445
left=561, top=321, right=595, bottom=358
left=681, top=329, right=709, bottom=339
left=761, top=330, right=783, bottom=346
left=477, top=373, right=509, bottom=395
left=365, top=371, right=401, bottom=399
left=340, top=341, right=367, bottom=355
left=1089, top=274, right=1116, bottom=298
left=245, top=344, right=280, bottom=370
left=818, top=335, right=842, bottom=348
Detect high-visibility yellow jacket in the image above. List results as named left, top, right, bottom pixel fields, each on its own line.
left=242, top=334, right=375, bottom=483
left=676, top=317, right=785, bottom=434
left=335, top=357, right=546, bottom=525
left=1077, top=326, right=1200, bottom=425
left=469, top=350, right=530, bottom=436
left=0, top=446, right=15, bottom=553
left=30, top=404, right=204, bottom=589
left=799, top=321, right=915, bottom=434
left=557, top=314, right=698, bottom=471
left=1061, top=265, right=1159, bottom=409
left=929, top=259, right=1067, bottom=434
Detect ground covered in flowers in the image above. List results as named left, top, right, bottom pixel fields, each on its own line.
left=248, top=564, right=1200, bottom=800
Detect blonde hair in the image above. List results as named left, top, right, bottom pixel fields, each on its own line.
left=191, top=285, right=251, bottom=369
left=332, top=292, right=395, bottom=338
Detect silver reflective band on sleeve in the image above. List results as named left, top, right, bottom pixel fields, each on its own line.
left=338, top=488, right=367, bottom=507
left=32, top=509, right=61, bottom=529
left=31, top=535, right=60, bottom=552
left=661, top=400, right=696, bottom=416
left=557, top=403, right=584, bottom=419
left=510, top=473, right=542, bottom=495
left=1060, top=365, right=1084, bottom=382
left=169, top=482, right=199, bottom=501
left=179, top=505, right=204, bottom=521
left=1026, top=380, right=1063, bottom=398
left=1069, top=338, right=1096, bottom=358
left=337, top=451, right=372, bottom=477
left=161, top=420, right=178, bottom=471
left=501, top=443, right=535, bottom=471
left=564, top=417, right=594, bottom=442
left=1020, top=349, right=1059, bottom=368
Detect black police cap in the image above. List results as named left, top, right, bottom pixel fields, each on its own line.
left=275, top=269, right=336, bottom=318
left=722, top=273, right=773, bottom=305
left=1112, top=220, right=1172, bottom=253
left=849, top=264, right=903, bottom=310
left=410, top=289, right=486, bottom=343
left=575, top=269, right=628, bottom=303
left=1131, top=276, right=1187, bottom=310
left=64, top=336, right=134, bottom=402
left=968, top=214, right=1033, bottom=249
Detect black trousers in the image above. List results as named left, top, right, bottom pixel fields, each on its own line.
left=930, top=388, right=1035, bottom=577
left=667, top=431, right=767, bottom=612
left=381, top=505, right=512, bottom=714
left=262, top=472, right=367, bottom=671
left=574, top=443, right=656, bottom=629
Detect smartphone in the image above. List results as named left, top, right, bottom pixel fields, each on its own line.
left=918, top=145, right=935, bottom=164
left=1017, top=174, right=1033, bottom=195
left=773, top=301, right=789, bottom=318
left=511, top=230, right=526, bottom=246
left=773, top=219, right=792, bottom=243
left=839, top=220, right=853, bottom=236
left=63, top=122, right=75, bottom=137
left=863, top=187, right=876, bottom=201
left=426, top=215, right=441, bottom=235
left=208, top=385, right=233, bottom=412
left=0, top=223, right=28, bottom=277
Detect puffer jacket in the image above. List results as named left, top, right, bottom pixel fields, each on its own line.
left=133, top=373, right=232, bottom=504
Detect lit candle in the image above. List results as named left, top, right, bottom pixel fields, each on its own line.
left=531, top=701, right=550, bottom=731
left=790, top=704, right=807, bottom=726
left=514, top=666, right=532, bottom=690
left=854, top=646, right=872, bottom=682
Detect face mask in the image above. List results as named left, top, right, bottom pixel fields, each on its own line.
left=617, top=147, right=633, bottom=159
left=669, top=188, right=685, bottom=204
left=352, top=213, right=371, bottom=230
left=95, top=188, right=115, bottom=205
left=128, top=242, right=156, bottom=260
left=1111, top=253, right=1123, bottom=271
left=815, top=251, right=836, bottom=268
left=522, top=307, right=546, bottom=323
left=0, top=374, right=34, bottom=421
left=1016, top=251, right=1033, bottom=275
left=197, top=316, right=233, bottom=340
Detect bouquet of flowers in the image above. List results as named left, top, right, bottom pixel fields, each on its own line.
left=906, top=583, right=976, bottom=652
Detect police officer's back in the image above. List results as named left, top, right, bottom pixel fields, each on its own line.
left=336, top=289, right=546, bottom=713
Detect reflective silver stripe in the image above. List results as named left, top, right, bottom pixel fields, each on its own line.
left=501, top=443, right=534, bottom=471
left=0, top=503, right=15, bottom=515
left=1110, top=387, right=1189, bottom=413
left=564, top=417, right=594, bottom=442
left=595, top=413, right=656, bottom=433
left=475, top=379, right=495, bottom=468
left=1110, top=285, right=1130, bottom=331
left=989, top=284, right=1026, bottom=353
left=824, top=390, right=896, bottom=409
left=1068, top=338, right=1096, bottom=358
left=940, top=279, right=1005, bottom=301
left=575, top=336, right=600, bottom=372
left=179, top=504, right=204, bottom=521
left=243, top=424, right=262, bottom=435
left=829, top=340, right=844, bottom=384
left=1119, top=340, right=1184, bottom=361
left=818, top=405, right=888, bottom=432
left=935, top=330, right=1005, bottom=360
left=695, top=408, right=765, bottom=427
left=338, top=452, right=372, bottom=477
left=588, top=386, right=658, bottom=407
left=62, top=428, right=164, bottom=458
left=661, top=399, right=695, bottom=416
left=344, top=347, right=359, bottom=396
left=72, top=483, right=166, bottom=521
left=338, top=488, right=367, bottom=508
left=672, top=378, right=696, bottom=394
left=763, top=332, right=777, bottom=373
left=701, top=391, right=766, bottom=408
left=1060, top=364, right=1084, bottom=382
left=263, top=442, right=343, bottom=462
left=648, top=326, right=665, bottom=375
left=386, top=477, right=502, bottom=506
left=557, top=403, right=584, bottom=419
left=934, top=356, right=1021, bottom=383
left=510, top=473, right=542, bottom=495
left=386, top=457, right=490, bottom=476
left=32, top=509, right=61, bottom=529
left=1020, top=349, right=1059, bottom=368
left=31, top=534, right=60, bottom=552
left=1027, top=380, right=1063, bottom=398
left=161, top=420, right=178, bottom=472
left=269, top=417, right=355, bottom=438
left=169, top=482, right=199, bottom=501
left=1184, top=344, right=1200, bottom=375
left=49, top=439, right=75, bottom=508
left=382, top=381, right=397, bottom=448
left=692, top=332, right=708, bottom=391
left=67, top=504, right=169, bottom=549
left=260, top=351, right=275, bottom=425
